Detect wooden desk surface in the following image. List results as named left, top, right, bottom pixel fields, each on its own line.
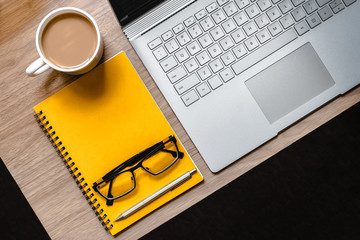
left=0, top=1, right=359, bottom=239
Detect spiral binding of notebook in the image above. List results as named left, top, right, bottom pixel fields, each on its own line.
left=34, top=110, right=113, bottom=231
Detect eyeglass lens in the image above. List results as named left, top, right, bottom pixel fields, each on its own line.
left=97, top=139, right=179, bottom=199
left=142, top=139, right=178, bottom=174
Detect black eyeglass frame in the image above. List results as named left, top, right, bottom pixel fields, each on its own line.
left=92, top=136, right=184, bottom=202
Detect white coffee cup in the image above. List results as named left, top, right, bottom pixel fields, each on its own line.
left=26, top=7, right=103, bottom=76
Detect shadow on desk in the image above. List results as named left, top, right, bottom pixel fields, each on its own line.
left=142, top=102, right=360, bottom=240
left=1, top=103, right=359, bottom=239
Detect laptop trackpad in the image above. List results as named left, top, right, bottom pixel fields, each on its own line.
left=245, top=42, right=335, bottom=124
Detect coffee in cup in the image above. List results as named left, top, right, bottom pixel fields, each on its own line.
left=26, top=7, right=103, bottom=76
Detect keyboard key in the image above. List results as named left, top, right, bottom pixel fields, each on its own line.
left=279, top=14, right=295, bottom=29
left=272, top=0, right=282, bottom=3
left=231, top=29, right=246, bottom=43
left=160, top=56, right=178, bottom=72
left=329, top=0, right=342, bottom=9
left=294, top=21, right=310, bottom=35
left=220, top=68, right=235, bottom=82
left=195, top=9, right=207, bottom=20
left=243, top=21, right=258, bottom=36
left=303, top=0, right=318, bottom=14
left=164, top=39, right=179, bottom=53
left=219, top=36, right=234, bottom=51
left=167, top=66, right=187, bottom=83
left=176, top=31, right=191, bottom=46
left=200, top=17, right=215, bottom=31
left=161, top=31, right=173, bottom=41
left=233, top=43, right=247, bottom=58
left=244, top=36, right=259, bottom=51
left=291, top=0, right=305, bottom=6
left=206, top=2, right=218, bottom=13
left=317, top=6, right=333, bottom=21
left=342, top=0, right=356, bottom=6
left=212, top=9, right=227, bottom=24
left=196, top=82, right=211, bottom=97
left=199, top=33, right=213, bottom=48
left=197, top=66, right=212, bottom=80
left=210, top=26, right=225, bottom=40
left=217, top=0, right=230, bottom=6
left=291, top=7, right=306, bottom=22
left=257, top=0, right=272, bottom=11
left=208, top=43, right=223, bottom=58
left=332, top=2, right=345, bottom=13
left=256, top=29, right=271, bottom=44
left=208, top=75, right=223, bottom=90
left=188, top=24, right=203, bottom=39
left=184, top=16, right=196, bottom=27
left=222, top=19, right=237, bottom=33
left=181, top=90, right=199, bottom=106
left=235, top=0, right=250, bottom=9
left=255, top=14, right=270, bottom=29
left=174, top=74, right=200, bottom=95
left=224, top=2, right=239, bottom=16
left=233, top=12, right=249, bottom=26
left=232, top=29, right=297, bottom=75
left=187, top=41, right=201, bottom=55
left=173, top=23, right=185, bottom=34
left=184, top=58, right=199, bottom=72
left=148, top=37, right=162, bottom=50
left=175, top=48, right=190, bottom=63
left=278, top=0, right=293, bottom=14
left=153, top=46, right=167, bottom=61
left=196, top=51, right=211, bottom=65
left=266, top=7, right=282, bottom=21
left=306, top=14, right=321, bottom=28
left=315, top=0, right=331, bottom=6
left=209, top=59, right=224, bottom=73
left=245, top=4, right=261, bottom=18
left=220, top=51, right=236, bottom=65
left=268, top=22, right=283, bottom=36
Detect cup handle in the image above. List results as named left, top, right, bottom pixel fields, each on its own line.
left=26, top=58, right=51, bottom=76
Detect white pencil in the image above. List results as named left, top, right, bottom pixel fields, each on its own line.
left=114, top=168, right=197, bottom=221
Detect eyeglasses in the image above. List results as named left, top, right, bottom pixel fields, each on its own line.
left=92, top=135, right=184, bottom=205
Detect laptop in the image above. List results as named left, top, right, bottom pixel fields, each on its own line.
left=109, top=0, right=360, bottom=172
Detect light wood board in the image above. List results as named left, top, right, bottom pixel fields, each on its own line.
left=0, top=0, right=359, bottom=239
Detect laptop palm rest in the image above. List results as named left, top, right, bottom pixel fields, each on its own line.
left=245, top=42, right=335, bottom=124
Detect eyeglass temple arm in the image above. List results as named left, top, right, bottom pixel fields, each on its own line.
left=101, top=141, right=164, bottom=182
left=160, top=149, right=185, bottom=159
left=104, top=136, right=174, bottom=178
left=106, top=179, right=114, bottom=206
left=160, top=136, right=184, bottom=158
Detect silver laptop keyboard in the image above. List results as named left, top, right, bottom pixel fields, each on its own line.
left=148, top=0, right=357, bottom=107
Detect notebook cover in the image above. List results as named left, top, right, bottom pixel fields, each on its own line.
left=33, top=52, right=203, bottom=235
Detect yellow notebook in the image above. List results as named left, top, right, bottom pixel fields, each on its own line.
left=33, top=52, right=203, bottom=235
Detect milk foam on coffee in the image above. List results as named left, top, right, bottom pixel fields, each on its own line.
left=41, top=13, right=97, bottom=68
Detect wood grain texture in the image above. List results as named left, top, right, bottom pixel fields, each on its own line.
left=0, top=0, right=359, bottom=239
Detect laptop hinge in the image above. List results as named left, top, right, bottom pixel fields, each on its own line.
left=123, top=0, right=195, bottom=41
